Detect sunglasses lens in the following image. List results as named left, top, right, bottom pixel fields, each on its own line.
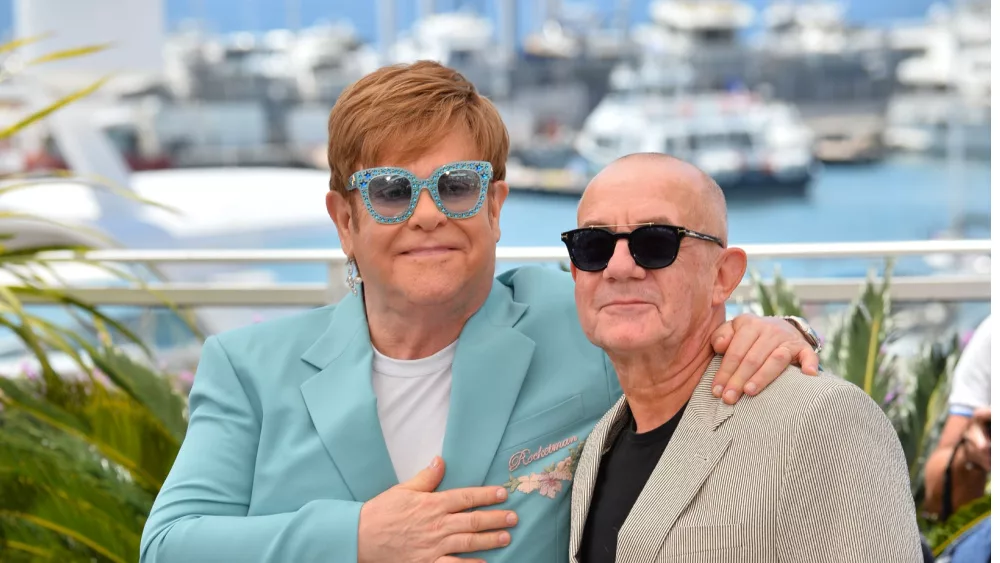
left=567, top=230, right=616, bottom=271
left=631, top=226, right=680, bottom=269
left=367, top=174, right=414, bottom=218
left=437, top=169, right=483, bottom=214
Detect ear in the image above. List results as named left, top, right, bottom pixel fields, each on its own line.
left=326, top=190, right=356, bottom=258
left=712, top=247, right=747, bottom=306
left=488, top=180, right=510, bottom=242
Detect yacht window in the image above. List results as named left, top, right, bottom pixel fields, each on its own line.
left=729, top=131, right=753, bottom=148
left=595, top=136, right=616, bottom=149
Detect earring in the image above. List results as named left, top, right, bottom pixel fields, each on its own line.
left=346, top=257, right=363, bottom=296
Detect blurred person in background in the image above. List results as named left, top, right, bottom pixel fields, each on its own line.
left=923, top=315, right=990, bottom=563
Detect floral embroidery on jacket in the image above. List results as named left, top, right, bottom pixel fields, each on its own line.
left=503, top=442, right=584, bottom=499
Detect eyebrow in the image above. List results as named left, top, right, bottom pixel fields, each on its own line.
left=580, top=217, right=678, bottom=228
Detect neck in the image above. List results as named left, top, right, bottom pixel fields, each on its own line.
left=610, top=316, right=723, bottom=433
left=362, top=283, right=491, bottom=360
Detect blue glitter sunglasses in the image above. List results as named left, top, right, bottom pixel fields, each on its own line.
left=347, top=160, right=492, bottom=224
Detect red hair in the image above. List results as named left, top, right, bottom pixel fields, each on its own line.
left=326, top=60, right=509, bottom=196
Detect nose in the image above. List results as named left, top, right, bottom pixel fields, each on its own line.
left=603, top=238, right=646, bottom=281
left=409, top=187, right=446, bottom=231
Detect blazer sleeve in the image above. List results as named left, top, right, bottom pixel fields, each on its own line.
left=775, top=383, right=924, bottom=562
left=139, top=336, right=363, bottom=563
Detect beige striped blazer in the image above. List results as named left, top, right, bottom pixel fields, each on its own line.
left=569, top=356, right=925, bottom=562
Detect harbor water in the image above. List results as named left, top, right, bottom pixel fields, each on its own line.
left=263, top=154, right=992, bottom=282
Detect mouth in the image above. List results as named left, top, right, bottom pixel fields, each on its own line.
left=401, top=246, right=457, bottom=257
left=602, top=300, right=654, bottom=308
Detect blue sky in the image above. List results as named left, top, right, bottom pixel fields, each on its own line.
left=0, top=0, right=939, bottom=44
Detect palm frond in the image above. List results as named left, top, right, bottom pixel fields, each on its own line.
left=0, top=376, right=174, bottom=492
left=898, top=336, right=961, bottom=503
left=7, top=284, right=153, bottom=357
left=0, top=422, right=145, bottom=563
left=0, top=34, right=54, bottom=57
left=0, top=513, right=93, bottom=562
left=0, top=171, right=183, bottom=216
left=0, top=76, right=110, bottom=140
left=750, top=267, right=804, bottom=318
left=88, top=345, right=188, bottom=444
left=26, top=43, right=114, bottom=67
left=822, top=260, right=894, bottom=403
left=0, top=34, right=192, bottom=561
left=925, top=494, right=991, bottom=556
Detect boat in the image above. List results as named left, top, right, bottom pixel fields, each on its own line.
left=632, top=0, right=755, bottom=92
left=884, top=0, right=991, bottom=159
left=573, top=61, right=818, bottom=193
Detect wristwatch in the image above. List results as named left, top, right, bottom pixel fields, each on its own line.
left=783, top=315, right=822, bottom=353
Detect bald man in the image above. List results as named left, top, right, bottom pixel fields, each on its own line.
left=564, top=153, right=924, bottom=562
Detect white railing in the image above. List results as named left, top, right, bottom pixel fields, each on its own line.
left=23, top=239, right=992, bottom=307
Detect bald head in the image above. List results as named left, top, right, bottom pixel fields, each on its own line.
left=578, top=153, right=728, bottom=245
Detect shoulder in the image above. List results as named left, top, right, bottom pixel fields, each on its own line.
left=958, top=315, right=992, bottom=370
left=495, top=265, right=579, bottom=326
left=496, top=265, right=575, bottom=306
left=736, top=367, right=887, bottom=430
left=212, top=305, right=337, bottom=354
left=494, top=265, right=613, bottom=391
left=495, top=265, right=592, bottom=340
left=494, top=266, right=580, bottom=328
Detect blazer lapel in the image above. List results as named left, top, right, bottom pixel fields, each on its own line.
left=299, top=292, right=398, bottom=502
left=438, top=279, right=536, bottom=490
left=617, top=356, right=734, bottom=563
left=569, top=396, right=629, bottom=562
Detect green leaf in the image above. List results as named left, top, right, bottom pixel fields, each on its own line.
left=0, top=377, right=171, bottom=492
left=822, top=260, right=893, bottom=403
left=0, top=418, right=146, bottom=563
left=88, top=346, right=188, bottom=444
left=749, top=268, right=804, bottom=318
left=924, top=494, right=991, bottom=556
left=0, top=36, right=195, bottom=561
left=899, top=336, right=961, bottom=503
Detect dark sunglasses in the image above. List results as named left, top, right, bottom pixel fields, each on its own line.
left=560, top=223, right=725, bottom=272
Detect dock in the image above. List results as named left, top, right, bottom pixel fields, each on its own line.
left=505, top=164, right=588, bottom=196
left=802, top=110, right=887, bottom=164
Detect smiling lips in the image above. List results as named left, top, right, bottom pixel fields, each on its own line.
left=401, top=246, right=456, bottom=257
left=601, top=299, right=655, bottom=310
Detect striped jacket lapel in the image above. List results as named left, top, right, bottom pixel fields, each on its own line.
left=617, top=356, right=734, bottom=563
left=568, top=395, right=630, bottom=562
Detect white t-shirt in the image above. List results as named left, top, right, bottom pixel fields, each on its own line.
left=371, top=340, right=456, bottom=482
left=948, top=315, right=991, bottom=417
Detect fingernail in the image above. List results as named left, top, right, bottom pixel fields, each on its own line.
left=506, top=512, right=517, bottom=525
left=724, top=389, right=738, bottom=403
left=745, top=382, right=758, bottom=394
left=713, top=385, right=723, bottom=397
left=499, top=532, right=511, bottom=545
left=429, top=457, right=440, bottom=468
left=496, top=488, right=507, bottom=500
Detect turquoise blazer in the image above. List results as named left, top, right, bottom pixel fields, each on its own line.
left=140, top=266, right=621, bottom=562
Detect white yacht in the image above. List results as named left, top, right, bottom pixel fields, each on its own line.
left=631, top=0, right=755, bottom=91
left=574, top=62, right=817, bottom=192
left=885, top=1, right=990, bottom=159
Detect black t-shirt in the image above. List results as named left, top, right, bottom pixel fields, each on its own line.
left=576, top=403, right=687, bottom=563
